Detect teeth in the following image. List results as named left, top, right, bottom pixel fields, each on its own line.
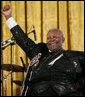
left=50, top=43, right=55, bottom=44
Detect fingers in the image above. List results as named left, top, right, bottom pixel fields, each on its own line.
left=3, top=4, right=11, bottom=12
left=3, top=5, right=10, bottom=11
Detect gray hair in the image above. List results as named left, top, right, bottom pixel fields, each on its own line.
left=47, top=28, right=64, bottom=37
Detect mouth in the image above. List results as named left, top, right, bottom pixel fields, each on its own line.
left=47, top=42, right=58, bottom=45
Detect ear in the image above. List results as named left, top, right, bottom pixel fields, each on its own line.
left=62, top=37, right=65, bottom=43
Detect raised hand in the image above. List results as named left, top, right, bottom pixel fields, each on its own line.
left=2, top=4, right=12, bottom=20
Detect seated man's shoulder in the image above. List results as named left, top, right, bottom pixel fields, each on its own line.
left=64, top=50, right=84, bottom=58
left=36, top=42, right=49, bottom=55
left=37, top=42, right=48, bottom=50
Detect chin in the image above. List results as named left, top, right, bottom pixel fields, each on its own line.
left=50, top=47, right=61, bottom=52
left=50, top=49, right=57, bottom=52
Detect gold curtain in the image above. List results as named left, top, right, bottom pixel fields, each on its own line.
left=1, top=1, right=84, bottom=96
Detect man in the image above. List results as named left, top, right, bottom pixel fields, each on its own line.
left=2, top=4, right=84, bottom=96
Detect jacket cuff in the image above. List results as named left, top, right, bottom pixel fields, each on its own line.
left=6, top=17, right=17, bottom=29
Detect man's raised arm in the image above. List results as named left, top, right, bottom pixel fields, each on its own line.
left=2, top=4, right=39, bottom=60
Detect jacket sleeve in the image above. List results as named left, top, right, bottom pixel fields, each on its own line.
left=10, top=25, right=41, bottom=60
left=78, top=52, right=84, bottom=93
left=76, top=51, right=84, bottom=93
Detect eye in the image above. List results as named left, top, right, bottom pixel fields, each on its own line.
left=47, top=36, right=60, bottom=40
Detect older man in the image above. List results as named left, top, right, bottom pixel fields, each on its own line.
left=2, top=4, right=84, bottom=96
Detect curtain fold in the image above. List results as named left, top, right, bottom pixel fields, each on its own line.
left=1, top=1, right=84, bottom=96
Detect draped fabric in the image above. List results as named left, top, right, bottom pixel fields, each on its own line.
left=1, top=1, right=84, bottom=96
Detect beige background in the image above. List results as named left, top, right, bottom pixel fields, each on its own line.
left=1, top=1, right=84, bottom=96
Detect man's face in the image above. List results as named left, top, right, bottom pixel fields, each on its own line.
left=47, top=30, right=65, bottom=52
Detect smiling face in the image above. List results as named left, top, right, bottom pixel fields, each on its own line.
left=47, top=29, right=65, bottom=52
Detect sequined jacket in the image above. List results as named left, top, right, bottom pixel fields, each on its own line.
left=10, top=25, right=84, bottom=95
